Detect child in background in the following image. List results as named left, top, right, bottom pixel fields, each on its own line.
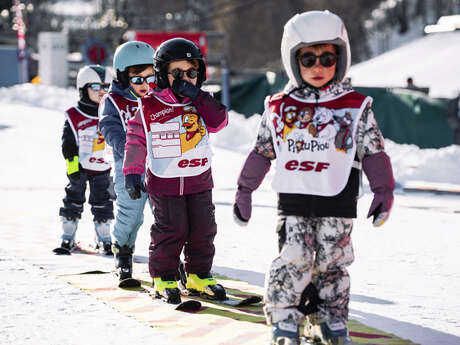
left=233, top=11, right=395, bottom=345
left=98, top=41, right=155, bottom=285
left=56, top=65, right=114, bottom=255
left=122, top=38, right=228, bottom=304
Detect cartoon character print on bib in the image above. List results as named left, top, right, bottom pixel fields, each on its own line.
left=142, top=101, right=212, bottom=178
left=268, top=92, right=370, bottom=196
left=65, top=107, right=110, bottom=172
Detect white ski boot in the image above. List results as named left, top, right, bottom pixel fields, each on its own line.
left=53, top=217, right=78, bottom=255
left=270, top=319, right=300, bottom=345
left=305, top=319, right=353, bottom=345
left=94, top=220, right=112, bottom=255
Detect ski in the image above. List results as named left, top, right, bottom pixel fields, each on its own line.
left=140, top=285, right=202, bottom=311
left=183, top=291, right=262, bottom=307
left=52, top=243, right=111, bottom=256
left=177, top=260, right=262, bottom=307
left=118, top=277, right=141, bottom=288
left=52, top=246, right=72, bottom=255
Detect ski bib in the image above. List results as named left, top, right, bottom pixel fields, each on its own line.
left=99, top=92, right=140, bottom=164
left=139, top=96, right=212, bottom=178
left=267, top=90, right=371, bottom=196
left=65, top=107, right=110, bottom=171
left=104, top=93, right=140, bottom=131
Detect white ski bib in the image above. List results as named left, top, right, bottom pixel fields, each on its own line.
left=65, top=107, right=110, bottom=172
left=139, top=97, right=212, bottom=178
left=267, top=91, right=371, bottom=196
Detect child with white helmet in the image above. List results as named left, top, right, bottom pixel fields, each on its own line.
left=98, top=41, right=155, bottom=286
left=233, top=11, right=395, bottom=345
left=55, top=65, right=114, bottom=255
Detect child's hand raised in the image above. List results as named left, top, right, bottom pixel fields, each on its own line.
left=172, top=79, right=200, bottom=101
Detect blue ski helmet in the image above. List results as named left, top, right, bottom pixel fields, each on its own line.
left=113, top=41, right=155, bottom=73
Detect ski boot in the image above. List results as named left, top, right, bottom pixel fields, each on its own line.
left=112, top=242, right=134, bottom=280
left=153, top=276, right=182, bottom=304
left=305, top=319, right=353, bottom=345
left=185, top=272, right=226, bottom=300
left=94, top=220, right=113, bottom=255
left=53, top=218, right=78, bottom=254
left=270, top=319, right=300, bottom=345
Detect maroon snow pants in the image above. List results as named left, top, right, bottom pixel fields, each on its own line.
left=148, top=190, right=217, bottom=278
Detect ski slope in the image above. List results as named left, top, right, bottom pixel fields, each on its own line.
left=1, top=84, right=460, bottom=345
left=349, top=31, right=460, bottom=98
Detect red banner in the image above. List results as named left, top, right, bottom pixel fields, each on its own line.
left=134, top=31, right=207, bottom=58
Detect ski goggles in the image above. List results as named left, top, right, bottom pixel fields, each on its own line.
left=129, top=75, right=155, bottom=85
left=168, top=68, right=198, bottom=80
left=299, top=52, right=337, bottom=68
left=88, top=83, right=110, bottom=92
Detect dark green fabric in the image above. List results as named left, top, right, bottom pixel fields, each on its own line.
left=216, top=73, right=453, bottom=148
left=355, top=87, right=452, bottom=148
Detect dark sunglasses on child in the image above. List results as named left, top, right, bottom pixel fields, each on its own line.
left=168, top=68, right=198, bottom=80
left=299, top=52, right=337, bottom=68
left=88, top=83, right=110, bottom=92
left=129, top=75, right=155, bottom=85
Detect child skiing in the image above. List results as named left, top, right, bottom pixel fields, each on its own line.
left=122, top=38, right=228, bottom=304
left=99, top=41, right=155, bottom=286
left=56, top=65, right=114, bottom=255
left=233, top=11, right=395, bottom=345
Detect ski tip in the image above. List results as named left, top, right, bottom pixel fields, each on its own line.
left=175, top=300, right=202, bottom=311
left=52, top=247, right=71, bottom=255
left=119, top=278, right=141, bottom=288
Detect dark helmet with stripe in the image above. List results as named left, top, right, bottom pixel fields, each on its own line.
left=154, top=38, right=206, bottom=89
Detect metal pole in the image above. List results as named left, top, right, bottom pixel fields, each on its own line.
left=14, top=0, right=28, bottom=83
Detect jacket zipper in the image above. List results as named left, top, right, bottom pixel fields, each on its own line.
left=179, top=176, right=184, bottom=195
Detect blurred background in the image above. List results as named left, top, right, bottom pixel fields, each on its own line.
left=1, top=0, right=460, bottom=147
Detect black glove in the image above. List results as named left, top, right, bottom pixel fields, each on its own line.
left=125, top=174, right=144, bottom=200
left=172, top=79, right=200, bottom=101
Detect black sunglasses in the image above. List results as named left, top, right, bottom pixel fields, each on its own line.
left=129, top=75, right=155, bottom=85
left=168, top=68, right=198, bottom=80
left=299, top=52, right=337, bottom=68
left=88, top=83, right=110, bottom=92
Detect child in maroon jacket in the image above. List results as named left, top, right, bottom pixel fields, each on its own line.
left=122, top=38, right=228, bottom=304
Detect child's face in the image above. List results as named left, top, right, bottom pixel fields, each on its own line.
left=128, top=66, right=154, bottom=97
left=297, top=44, right=337, bottom=88
left=167, top=60, right=198, bottom=88
left=87, top=83, right=109, bottom=104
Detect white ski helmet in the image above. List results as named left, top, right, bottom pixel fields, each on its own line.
left=281, top=10, right=351, bottom=88
left=76, top=65, right=113, bottom=90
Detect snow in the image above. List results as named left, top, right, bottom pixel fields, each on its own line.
left=349, top=31, right=460, bottom=98
left=1, top=84, right=460, bottom=345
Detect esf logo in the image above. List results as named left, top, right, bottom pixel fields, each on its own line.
left=178, top=158, right=209, bottom=168
left=285, top=160, right=330, bottom=172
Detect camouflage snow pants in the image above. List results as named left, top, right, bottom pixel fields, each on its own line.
left=264, top=216, right=354, bottom=326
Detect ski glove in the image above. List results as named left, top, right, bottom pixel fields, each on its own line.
left=125, top=174, right=144, bottom=200
left=233, top=186, right=252, bottom=226
left=66, top=156, right=81, bottom=181
left=233, top=151, right=271, bottom=226
left=172, top=79, right=200, bottom=101
left=362, top=152, right=395, bottom=227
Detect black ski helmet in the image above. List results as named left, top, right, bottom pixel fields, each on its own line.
left=154, top=38, right=206, bottom=89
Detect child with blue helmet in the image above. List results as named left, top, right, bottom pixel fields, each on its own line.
left=99, top=41, right=155, bottom=285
